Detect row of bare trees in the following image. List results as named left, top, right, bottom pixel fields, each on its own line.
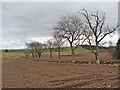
left=24, top=40, right=63, bottom=61
left=25, top=9, right=119, bottom=63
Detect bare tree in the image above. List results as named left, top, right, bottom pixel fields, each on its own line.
left=26, top=42, right=36, bottom=59
left=54, top=14, right=84, bottom=61
left=26, top=41, right=46, bottom=60
left=23, top=49, right=29, bottom=58
left=79, top=9, right=120, bottom=64
left=46, top=39, right=55, bottom=60
left=34, top=42, right=46, bottom=60
left=53, top=31, right=64, bottom=60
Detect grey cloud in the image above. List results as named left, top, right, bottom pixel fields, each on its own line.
left=2, top=2, right=118, bottom=49
left=118, top=1, right=120, bottom=38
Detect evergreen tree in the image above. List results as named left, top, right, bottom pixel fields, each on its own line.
left=116, top=38, right=120, bottom=59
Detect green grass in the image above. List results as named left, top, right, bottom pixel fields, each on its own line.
left=75, top=47, right=91, bottom=53
left=2, top=52, right=25, bottom=60
left=7, top=49, right=24, bottom=53
left=0, top=51, right=2, bottom=60
left=60, top=47, right=92, bottom=55
left=40, top=47, right=92, bottom=55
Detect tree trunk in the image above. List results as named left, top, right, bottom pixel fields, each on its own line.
left=38, top=53, right=41, bottom=60
left=25, top=53, right=28, bottom=58
left=35, top=53, right=38, bottom=59
left=70, top=43, right=75, bottom=61
left=95, top=43, right=100, bottom=64
left=31, top=53, right=34, bottom=59
left=50, top=50, right=52, bottom=60
left=72, top=50, right=75, bottom=61
left=58, top=47, right=61, bottom=60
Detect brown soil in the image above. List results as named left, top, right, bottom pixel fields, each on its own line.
left=41, top=51, right=113, bottom=61
left=2, top=59, right=119, bottom=88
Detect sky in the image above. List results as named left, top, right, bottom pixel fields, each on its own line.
left=118, top=1, right=120, bottom=38
left=1, top=1, right=119, bottom=49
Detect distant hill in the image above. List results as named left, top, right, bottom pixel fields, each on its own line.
left=80, top=45, right=115, bottom=50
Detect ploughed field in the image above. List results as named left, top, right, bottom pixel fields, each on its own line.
left=2, top=59, right=119, bottom=88
left=2, top=47, right=119, bottom=88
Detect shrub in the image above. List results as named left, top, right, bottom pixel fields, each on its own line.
left=4, top=49, right=9, bottom=53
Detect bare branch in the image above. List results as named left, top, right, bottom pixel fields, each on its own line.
left=98, top=24, right=120, bottom=43
left=79, top=9, right=95, bottom=33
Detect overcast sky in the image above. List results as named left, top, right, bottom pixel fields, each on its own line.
left=1, top=2, right=119, bottom=49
